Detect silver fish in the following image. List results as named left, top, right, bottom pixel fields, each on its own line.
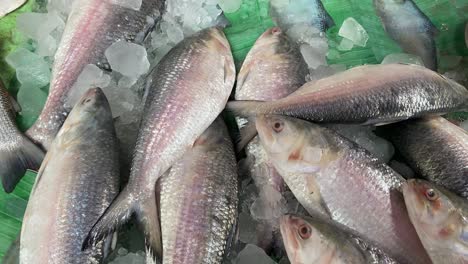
left=26, top=0, right=164, bottom=150
left=84, top=27, right=236, bottom=258
left=159, top=117, right=238, bottom=264
left=0, top=79, right=44, bottom=192
left=388, top=117, right=468, bottom=199
left=280, top=214, right=367, bottom=264
left=373, top=0, right=438, bottom=70
left=228, top=64, right=468, bottom=125
left=403, top=179, right=468, bottom=264
left=20, top=88, right=120, bottom=264
left=255, top=115, right=431, bottom=263
left=234, top=26, right=308, bottom=247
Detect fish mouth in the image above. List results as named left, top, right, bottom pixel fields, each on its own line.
left=402, top=179, right=426, bottom=221
left=255, top=115, right=274, bottom=146
left=80, top=87, right=107, bottom=106
left=280, top=215, right=301, bottom=260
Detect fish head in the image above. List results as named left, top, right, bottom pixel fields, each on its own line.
left=64, top=88, right=113, bottom=128
left=280, top=215, right=334, bottom=264
left=402, top=179, right=465, bottom=244
left=256, top=115, right=332, bottom=174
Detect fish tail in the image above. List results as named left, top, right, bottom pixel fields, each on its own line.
left=0, top=135, right=44, bottom=192
left=82, top=187, right=135, bottom=251
left=226, top=100, right=268, bottom=117
left=136, top=191, right=162, bottom=262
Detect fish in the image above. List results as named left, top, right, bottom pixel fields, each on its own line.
left=280, top=214, right=367, bottom=264
left=255, top=115, right=431, bottom=263
left=234, top=26, right=308, bottom=251
left=159, top=117, right=238, bottom=264
left=0, top=0, right=27, bottom=18
left=387, top=117, right=468, bottom=199
left=0, top=79, right=44, bottom=192
left=270, top=0, right=335, bottom=32
left=25, top=0, right=164, bottom=151
left=20, top=88, right=120, bottom=264
left=228, top=64, right=468, bottom=125
left=373, top=0, right=438, bottom=70
left=402, top=179, right=468, bottom=264
left=83, top=27, right=236, bottom=258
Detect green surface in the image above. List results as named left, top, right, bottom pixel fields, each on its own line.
left=1, top=0, right=468, bottom=261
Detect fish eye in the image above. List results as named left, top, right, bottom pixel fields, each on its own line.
left=272, top=121, right=284, bottom=133
left=425, top=188, right=438, bottom=201
left=297, top=224, right=312, bottom=239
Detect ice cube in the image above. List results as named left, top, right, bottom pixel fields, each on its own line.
left=381, top=53, right=424, bottom=66
left=110, top=0, right=142, bottom=10
left=238, top=212, right=258, bottom=244
left=309, top=64, right=345, bottom=81
left=250, top=185, right=286, bottom=221
left=108, top=252, right=145, bottom=264
left=286, top=23, right=320, bottom=44
left=300, top=44, right=327, bottom=70
left=461, top=120, right=468, bottom=131
left=166, top=23, right=184, bottom=44
left=337, top=38, right=354, bottom=51
left=105, top=41, right=150, bottom=78
left=6, top=48, right=51, bottom=88
left=36, top=35, right=58, bottom=57
left=235, top=244, right=276, bottom=264
left=17, top=84, right=48, bottom=117
left=47, top=0, right=75, bottom=17
left=338, top=17, right=368, bottom=47
left=66, top=64, right=111, bottom=107
left=118, top=247, right=129, bottom=256
left=17, top=11, right=65, bottom=41
left=218, top=0, right=241, bottom=13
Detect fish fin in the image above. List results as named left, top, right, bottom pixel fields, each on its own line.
left=82, top=188, right=135, bottom=251
left=137, top=191, right=162, bottom=262
left=0, top=135, right=44, bottom=193
left=362, top=116, right=413, bottom=126
left=223, top=55, right=235, bottom=85
left=234, top=118, right=257, bottom=152
left=222, top=213, right=239, bottom=262
left=9, top=95, right=21, bottom=113
left=226, top=100, right=266, bottom=117
left=236, top=61, right=252, bottom=94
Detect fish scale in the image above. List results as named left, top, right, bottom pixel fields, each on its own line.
left=83, top=27, right=236, bottom=259
left=20, top=88, right=119, bottom=264
left=26, top=0, right=164, bottom=151
left=159, top=118, right=238, bottom=264
left=255, top=115, right=432, bottom=264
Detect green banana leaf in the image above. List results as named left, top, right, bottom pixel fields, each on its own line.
left=0, top=0, right=467, bottom=261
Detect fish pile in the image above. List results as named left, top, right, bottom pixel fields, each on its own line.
left=0, top=0, right=467, bottom=264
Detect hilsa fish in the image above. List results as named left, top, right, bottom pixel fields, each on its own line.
left=83, top=27, right=235, bottom=259
left=373, top=0, right=438, bottom=70
left=26, top=0, right=164, bottom=151
left=0, top=79, right=44, bottom=192
left=234, top=26, right=308, bottom=250
left=280, top=214, right=367, bottom=264
left=403, top=179, right=468, bottom=264
left=20, top=88, right=120, bottom=264
left=159, top=117, right=238, bottom=264
left=228, top=64, right=468, bottom=125
left=256, top=115, right=431, bottom=264
left=388, top=117, right=468, bottom=199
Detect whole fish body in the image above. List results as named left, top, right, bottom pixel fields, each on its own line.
left=373, top=0, right=438, bottom=70
left=228, top=64, right=468, bottom=125
left=403, top=179, right=468, bottom=264
left=20, top=88, right=120, bottom=264
left=159, top=118, right=238, bottom=264
left=280, top=214, right=367, bottom=264
left=255, top=115, right=431, bottom=264
left=235, top=26, right=307, bottom=231
left=387, top=117, right=468, bottom=198
left=84, top=27, right=236, bottom=257
left=26, top=0, right=164, bottom=151
left=0, top=80, right=44, bottom=192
